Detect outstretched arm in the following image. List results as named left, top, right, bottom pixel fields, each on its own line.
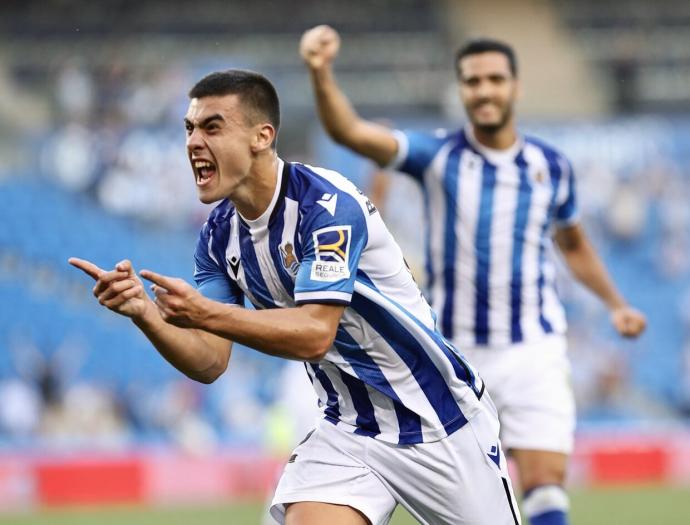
left=141, top=270, right=344, bottom=362
left=300, top=24, right=399, bottom=167
left=553, top=225, right=646, bottom=338
left=68, top=257, right=231, bottom=383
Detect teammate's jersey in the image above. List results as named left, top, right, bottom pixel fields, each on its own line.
left=390, top=126, right=579, bottom=348
left=194, top=159, right=485, bottom=445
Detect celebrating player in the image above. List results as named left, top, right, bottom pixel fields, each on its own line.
left=70, top=69, right=521, bottom=525
left=300, top=25, right=646, bottom=525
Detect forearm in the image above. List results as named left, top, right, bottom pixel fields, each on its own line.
left=133, top=303, right=230, bottom=383
left=310, top=66, right=362, bottom=145
left=561, top=239, right=627, bottom=310
left=200, top=301, right=334, bottom=362
left=309, top=66, right=395, bottom=166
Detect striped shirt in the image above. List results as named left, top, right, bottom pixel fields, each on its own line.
left=194, top=159, right=485, bottom=445
left=390, top=126, right=578, bottom=348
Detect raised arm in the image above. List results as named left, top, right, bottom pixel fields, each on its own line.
left=553, top=225, right=646, bottom=338
left=69, top=257, right=231, bottom=384
left=300, top=24, right=399, bottom=167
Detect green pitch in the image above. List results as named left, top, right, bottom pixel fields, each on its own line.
left=1, top=486, right=688, bottom=524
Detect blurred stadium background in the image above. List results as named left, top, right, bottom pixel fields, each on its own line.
left=1, top=0, right=690, bottom=523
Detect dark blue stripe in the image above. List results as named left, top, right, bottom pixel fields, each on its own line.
left=350, top=292, right=468, bottom=433
left=474, top=161, right=497, bottom=345
left=335, top=326, right=419, bottom=441
left=337, top=369, right=381, bottom=438
left=267, top=205, right=297, bottom=295
left=510, top=153, right=533, bottom=343
left=238, top=226, right=277, bottom=309
left=356, top=269, right=479, bottom=396
left=310, top=363, right=340, bottom=421
left=440, top=145, right=462, bottom=339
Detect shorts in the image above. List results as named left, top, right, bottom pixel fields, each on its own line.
left=270, top=394, right=520, bottom=525
left=458, top=334, right=575, bottom=454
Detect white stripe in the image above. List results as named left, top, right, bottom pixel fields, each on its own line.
left=424, top=141, right=453, bottom=326
left=225, top=213, right=261, bottom=307
left=541, top=255, right=567, bottom=333
left=522, top=485, right=570, bottom=516
left=295, top=290, right=351, bottom=303
left=247, top=225, right=293, bottom=308
left=365, top=384, right=400, bottom=441
left=281, top=197, right=300, bottom=275
left=521, top=144, right=558, bottom=340
left=487, top=162, right=519, bottom=346
left=388, top=130, right=410, bottom=171
left=453, top=150, right=482, bottom=347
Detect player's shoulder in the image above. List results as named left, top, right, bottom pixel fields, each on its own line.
left=523, top=134, right=571, bottom=166
left=200, top=198, right=235, bottom=237
left=288, top=162, right=368, bottom=218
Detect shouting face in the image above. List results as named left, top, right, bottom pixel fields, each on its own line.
left=184, top=94, right=270, bottom=204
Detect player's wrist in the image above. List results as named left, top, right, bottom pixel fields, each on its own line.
left=131, top=300, right=161, bottom=329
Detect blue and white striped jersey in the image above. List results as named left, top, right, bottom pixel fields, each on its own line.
left=390, top=126, right=578, bottom=348
left=194, top=159, right=485, bottom=445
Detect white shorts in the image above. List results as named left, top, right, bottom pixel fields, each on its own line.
left=270, top=394, right=520, bottom=525
left=458, top=334, right=575, bottom=454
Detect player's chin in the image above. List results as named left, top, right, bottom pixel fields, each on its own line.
left=473, top=121, right=505, bottom=134
left=197, top=189, right=221, bottom=205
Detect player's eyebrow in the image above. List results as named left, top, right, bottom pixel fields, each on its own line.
left=183, top=113, right=225, bottom=128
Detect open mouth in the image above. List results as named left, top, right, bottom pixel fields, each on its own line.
left=193, top=159, right=217, bottom=186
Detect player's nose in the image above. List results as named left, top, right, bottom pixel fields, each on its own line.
left=186, top=128, right=205, bottom=151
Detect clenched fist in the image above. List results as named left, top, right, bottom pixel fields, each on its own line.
left=300, top=24, right=341, bottom=69
left=610, top=306, right=646, bottom=338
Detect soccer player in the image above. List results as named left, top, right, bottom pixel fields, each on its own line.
left=69, top=70, right=521, bottom=525
left=300, top=25, right=646, bottom=525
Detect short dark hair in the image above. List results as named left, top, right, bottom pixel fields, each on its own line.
left=454, top=38, right=518, bottom=79
left=189, top=69, right=280, bottom=136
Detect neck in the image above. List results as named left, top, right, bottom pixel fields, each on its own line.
left=472, top=120, right=517, bottom=150
left=232, top=152, right=279, bottom=221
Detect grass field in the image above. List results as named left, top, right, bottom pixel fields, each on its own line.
left=1, top=486, right=688, bottom=524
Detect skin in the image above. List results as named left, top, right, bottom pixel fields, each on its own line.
left=70, top=92, right=361, bottom=522
left=300, top=24, right=647, bottom=495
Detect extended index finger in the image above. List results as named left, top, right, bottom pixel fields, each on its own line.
left=139, top=269, right=177, bottom=291
left=68, top=257, right=105, bottom=280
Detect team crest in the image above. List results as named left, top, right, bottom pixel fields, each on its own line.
left=279, top=242, right=300, bottom=275
left=310, top=225, right=351, bottom=282
left=533, top=170, right=546, bottom=184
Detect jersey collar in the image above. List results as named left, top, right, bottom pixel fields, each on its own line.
left=238, top=158, right=290, bottom=232
left=464, top=125, right=524, bottom=166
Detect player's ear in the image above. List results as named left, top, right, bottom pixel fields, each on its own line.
left=251, top=123, right=275, bottom=153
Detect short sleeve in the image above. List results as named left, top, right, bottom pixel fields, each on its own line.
left=293, top=193, right=368, bottom=305
left=193, top=222, right=244, bottom=305
left=554, top=158, right=579, bottom=228
left=387, top=129, right=447, bottom=182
